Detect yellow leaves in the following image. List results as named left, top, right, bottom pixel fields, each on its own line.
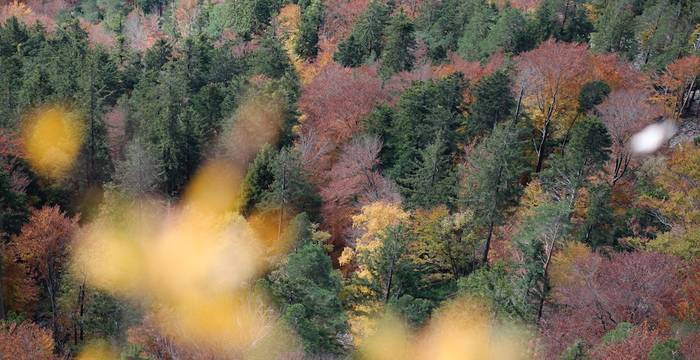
left=645, top=227, right=700, bottom=260
left=76, top=342, right=118, bottom=360
left=550, top=241, right=592, bottom=291
left=352, top=201, right=409, bottom=250
left=339, top=246, right=355, bottom=266
left=21, top=106, right=83, bottom=180
left=644, top=145, right=700, bottom=228
left=637, top=145, right=700, bottom=260
left=72, top=92, right=292, bottom=355
left=355, top=297, right=530, bottom=360
left=358, top=313, right=413, bottom=360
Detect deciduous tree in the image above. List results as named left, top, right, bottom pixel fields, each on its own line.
left=515, top=39, right=591, bottom=172
left=10, top=206, right=78, bottom=346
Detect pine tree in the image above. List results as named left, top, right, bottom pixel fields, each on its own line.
left=399, top=136, right=456, bottom=209
left=379, top=11, right=416, bottom=79
left=333, top=0, right=390, bottom=67
left=540, top=117, right=611, bottom=204
left=515, top=200, right=571, bottom=322
left=240, top=146, right=276, bottom=216
left=261, top=148, right=321, bottom=236
left=266, top=219, right=347, bottom=354
left=467, top=70, right=516, bottom=137
left=77, top=49, right=119, bottom=187
left=456, top=1, right=497, bottom=61
left=578, top=80, right=610, bottom=113
left=462, top=123, right=530, bottom=264
left=481, top=7, right=534, bottom=56
left=579, top=184, right=615, bottom=248
left=387, top=75, right=466, bottom=181
left=295, top=0, right=324, bottom=60
left=589, top=0, right=637, bottom=58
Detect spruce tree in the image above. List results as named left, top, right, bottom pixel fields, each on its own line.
left=467, top=70, right=516, bottom=137
left=387, top=74, right=466, bottom=181
left=462, top=123, right=529, bottom=264
left=240, top=146, right=276, bottom=216
left=295, top=0, right=324, bottom=60
left=266, top=217, right=347, bottom=354
left=333, top=0, right=390, bottom=67
left=399, top=135, right=456, bottom=209
left=379, top=11, right=416, bottom=79
left=540, top=117, right=611, bottom=203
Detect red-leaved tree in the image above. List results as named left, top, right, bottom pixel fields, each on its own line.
left=596, top=88, right=663, bottom=184
left=542, top=251, right=681, bottom=357
left=299, top=64, right=390, bottom=145
left=319, top=135, right=400, bottom=248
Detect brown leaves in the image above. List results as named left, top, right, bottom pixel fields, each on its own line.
left=0, top=322, right=56, bottom=360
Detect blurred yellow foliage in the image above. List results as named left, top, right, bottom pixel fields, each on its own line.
left=22, top=106, right=83, bottom=179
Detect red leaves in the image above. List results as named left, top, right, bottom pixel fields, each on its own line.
left=123, top=8, right=163, bottom=52
left=515, top=40, right=591, bottom=106
left=542, top=251, right=682, bottom=357
left=0, top=129, right=28, bottom=194
left=299, top=63, right=390, bottom=145
left=318, top=135, right=400, bottom=245
left=596, top=88, right=663, bottom=154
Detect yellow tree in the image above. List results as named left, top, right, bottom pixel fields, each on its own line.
left=339, top=201, right=408, bottom=344
left=641, top=144, right=700, bottom=259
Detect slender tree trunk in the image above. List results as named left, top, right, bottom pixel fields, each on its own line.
left=0, top=256, right=5, bottom=320
left=513, top=87, right=524, bottom=124
left=537, top=242, right=555, bottom=323
left=535, top=119, right=550, bottom=173
left=384, top=259, right=395, bottom=304
left=482, top=219, right=495, bottom=265
left=78, top=281, right=86, bottom=342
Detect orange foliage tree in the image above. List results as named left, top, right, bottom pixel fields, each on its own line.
left=8, top=206, right=78, bottom=344
left=0, top=321, right=57, bottom=360
left=515, top=40, right=591, bottom=172
left=657, top=55, right=700, bottom=118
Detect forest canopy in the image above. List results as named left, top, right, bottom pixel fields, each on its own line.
left=0, top=0, right=699, bottom=359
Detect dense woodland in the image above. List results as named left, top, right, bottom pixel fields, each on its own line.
left=0, top=0, right=699, bottom=359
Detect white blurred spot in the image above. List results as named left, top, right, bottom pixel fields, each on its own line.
left=631, top=120, right=677, bottom=155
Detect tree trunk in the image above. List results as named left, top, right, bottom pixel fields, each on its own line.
left=482, top=219, right=495, bottom=265
left=384, top=260, right=395, bottom=304
left=78, top=281, right=86, bottom=342
left=0, top=256, right=5, bottom=320
left=535, top=120, right=550, bottom=173
left=537, top=242, right=555, bottom=323
left=513, top=87, right=524, bottom=124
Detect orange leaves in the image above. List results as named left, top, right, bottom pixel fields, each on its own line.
left=644, top=145, right=700, bottom=229
left=300, top=64, right=389, bottom=145
left=659, top=56, right=700, bottom=93
left=656, top=55, right=700, bottom=117
left=12, top=206, right=78, bottom=282
left=0, top=322, right=56, bottom=360
left=590, top=52, right=647, bottom=91
left=515, top=40, right=591, bottom=116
